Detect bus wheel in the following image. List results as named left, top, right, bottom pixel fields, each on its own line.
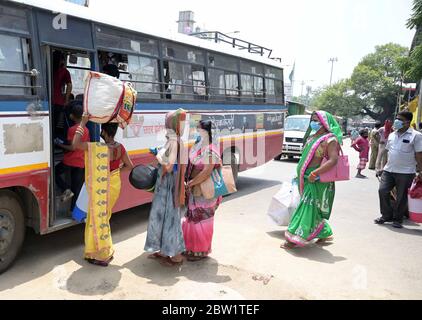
left=223, top=151, right=239, bottom=183
left=0, top=191, right=25, bottom=274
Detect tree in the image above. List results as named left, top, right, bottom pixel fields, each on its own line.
left=350, top=43, right=409, bottom=123
left=407, top=0, right=422, bottom=29
left=403, top=0, right=422, bottom=81
left=311, top=80, right=362, bottom=118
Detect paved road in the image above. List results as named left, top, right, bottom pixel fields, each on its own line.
left=1, top=139, right=421, bottom=299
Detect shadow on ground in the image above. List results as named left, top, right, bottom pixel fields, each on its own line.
left=122, top=253, right=232, bottom=287
left=266, top=230, right=347, bottom=265
left=0, top=205, right=150, bottom=292
left=223, top=176, right=280, bottom=202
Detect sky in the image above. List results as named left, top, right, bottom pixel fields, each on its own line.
left=87, top=0, right=415, bottom=96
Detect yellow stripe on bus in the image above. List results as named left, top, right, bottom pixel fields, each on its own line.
left=0, top=163, right=49, bottom=175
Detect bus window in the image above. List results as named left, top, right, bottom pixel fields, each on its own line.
left=162, top=42, right=205, bottom=65
left=240, top=60, right=264, bottom=76
left=275, top=79, right=284, bottom=104
left=191, top=65, right=206, bottom=100
left=96, top=25, right=159, bottom=57
left=208, top=53, right=238, bottom=72
left=66, top=53, right=91, bottom=97
left=240, top=74, right=254, bottom=102
left=0, top=34, right=32, bottom=96
left=208, top=68, right=239, bottom=101
left=163, top=61, right=194, bottom=101
left=241, top=74, right=264, bottom=103
left=225, top=72, right=239, bottom=101
left=99, top=51, right=161, bottom=100
left=208, top=68, right=225, bottom=101
left=265, top=79, right=276, bottom=103
left=254, top=76, right=264, bottom=102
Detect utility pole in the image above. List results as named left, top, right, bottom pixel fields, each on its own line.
left=329, top=57, right=338, bottom=86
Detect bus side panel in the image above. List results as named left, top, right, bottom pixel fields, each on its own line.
left=0, top=170, right=49, bottom=233
left=0, top=113, right=51, bottom=233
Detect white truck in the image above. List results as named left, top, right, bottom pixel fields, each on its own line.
left=280, top=115, right=311, bottom=159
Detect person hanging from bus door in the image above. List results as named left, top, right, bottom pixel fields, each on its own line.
left=52, top=51, right=73, bottom=141
left=54, top=101, right=90, bottom=210
left=72, top=116, right=133, bottom=266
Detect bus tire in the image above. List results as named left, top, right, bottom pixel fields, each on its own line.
left=274, top=154, right=282, bottom=161
left=0, top=190, right=25, bottom=274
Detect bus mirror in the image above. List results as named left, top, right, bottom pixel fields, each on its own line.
left=30, top=69, right=40, bottom=77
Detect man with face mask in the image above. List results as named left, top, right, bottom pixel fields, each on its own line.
left=375, top=111, right=422, bottom=228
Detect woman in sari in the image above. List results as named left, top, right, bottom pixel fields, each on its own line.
left=73, top=115, right=133, bottom=266
left=182, top=120, right=222, bottom=261
left=281, top=111, right=341, bottom=249
left=144, top=109, right=187, bottom=266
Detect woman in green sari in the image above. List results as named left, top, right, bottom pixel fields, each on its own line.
left=281, top=111, right=342, bottom=249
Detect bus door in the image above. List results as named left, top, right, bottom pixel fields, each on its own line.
left=43, top=45, right=95, bottom=228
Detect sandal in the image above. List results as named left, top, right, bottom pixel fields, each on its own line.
left=160, top=257, right=184, bottom=267
left=187, top=256, right=207, bottom=262
left=85, top=256, right=113, bottom=267
left=280, top=241, right=297, bottom=250
left=148, top=252, right=165, bottom=260
left=316, top=236, right=334, bottom=244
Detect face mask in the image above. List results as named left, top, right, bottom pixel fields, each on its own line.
left=393, top=119, right=404, bottom=130
left=310, top=121, right=322, bottom=132
left=193, top=132, right=201, bottom=143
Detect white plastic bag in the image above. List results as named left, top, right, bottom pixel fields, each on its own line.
left=72, top=183, right=88, bottom=223
left=267, top=181, right=300, bottom=226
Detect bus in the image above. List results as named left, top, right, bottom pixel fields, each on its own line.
left=0, top=0, right=287, bottom=273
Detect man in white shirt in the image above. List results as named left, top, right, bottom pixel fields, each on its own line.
left=375, top=111, right=422, bottom=228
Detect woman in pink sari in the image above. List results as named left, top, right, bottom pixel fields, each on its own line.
left=182, top=120, right=222, bottom=261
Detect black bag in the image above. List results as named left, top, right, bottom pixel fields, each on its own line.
left=129, top=165, right=158, bottom=192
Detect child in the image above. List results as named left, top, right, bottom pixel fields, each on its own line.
left=55, top=101, right=90, bottom=209
left=351, top=129, right=370, bottom=179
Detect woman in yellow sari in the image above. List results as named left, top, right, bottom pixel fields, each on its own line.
left=73, top=114, right=133, bottom=266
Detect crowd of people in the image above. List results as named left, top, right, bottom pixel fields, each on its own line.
left=281, top=110, right=422, bottom=250
left=51, top=52, right=421, bottom=262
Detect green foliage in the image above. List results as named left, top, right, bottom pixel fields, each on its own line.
left=312, top=80, right=362, bottom=118
left=311, top=43, right=408, bottom=122
left=407, top=0, right=422, bottom=29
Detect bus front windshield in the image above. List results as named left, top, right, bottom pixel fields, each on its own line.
left=285, top=118, right=310, bottom=132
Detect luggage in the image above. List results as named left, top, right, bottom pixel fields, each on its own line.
left=129, top=165, right=158, bottom=192
left=199, top=165, right=237, bottom=199
left=267, top=181, right=300, bottom=226
left=83, top=71, right=137, bottom=129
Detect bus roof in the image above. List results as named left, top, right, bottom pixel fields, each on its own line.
left=8, top=0, right=284, bottom=69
